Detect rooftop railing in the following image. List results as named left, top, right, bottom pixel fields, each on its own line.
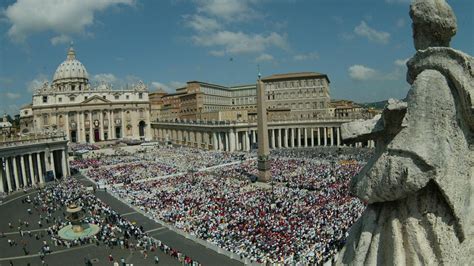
left=0, top=133, right=67, bottom=147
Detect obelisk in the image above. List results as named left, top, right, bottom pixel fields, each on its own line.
left=256, top=75, right=271, bottom=182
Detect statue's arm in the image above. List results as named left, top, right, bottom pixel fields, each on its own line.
left=347, top=70, right=452, bottom=203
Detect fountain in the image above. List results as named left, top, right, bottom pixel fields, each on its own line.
left=58, top=203, right=100, bottom=240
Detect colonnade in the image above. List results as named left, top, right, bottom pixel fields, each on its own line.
left=153, top=126, right=375, bottom=152
left=0, top=149, right=69, bottom=193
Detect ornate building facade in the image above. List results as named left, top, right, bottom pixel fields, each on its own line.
left=20, top=47, right=151, bottom=143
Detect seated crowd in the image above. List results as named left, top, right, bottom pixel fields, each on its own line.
left=76, top=147, right=371, bottom=264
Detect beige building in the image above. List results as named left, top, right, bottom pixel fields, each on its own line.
left=151, top=72, right=375, bottom=151
left=20, top=46, right=152, bottom=143
left=150, top=72, right=335, bottom=123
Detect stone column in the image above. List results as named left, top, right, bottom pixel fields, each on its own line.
left=108, top=110, right=113, bottom=140
left=252, top=130, right=256, bottom=145
left=224, top=132, right=229, bottom=151
left=218, top=132, right=224, bottom=151
left=80, top=112, right=86, bottom=143
left=271, top=129, right=275, bottom=149
left=4, top=158, right=12, bottom=192
left=76, top=112, right=80, bottom=142
left=336, top=127, right=341, bottom=146
left=37, top=153, right=44, bottom=184
left=212, top=132, right=218, bottom=150
left=20, top=155, right=28, bottom=186
left=284, top=128, right=288, bottom=148
left=290, top=128, right=295, bottom=147
left=323, top=127, right=327, bottom=146
left=89, top=114, right=94, bottom=143
left=121, top=110, right=126, bottom=139
left=0, top=160, right=4, bottom=193
left=50, top=151, right=56, bottom=179
left=13, top=156, right=20, bottom=189
left=311, top=128, right=315, bottom=147
left=256, top=79, right=270, bottom=182
left=245, top=131, right=251, bottom=151
left=28, top=154, right=35, bottom=185
left=61, top=149, right=68, bottom=178
left=277, top=129, right=282, bottom=148
left=229, top=130, right=235, bottom=152
left=64, top=113, right=70, bottom=140
left=331, top=127, right=335, bottom=146
left=304, top=128, right=308, bottom=147
left=99, top=111, right=104, bottom=141
left=145, top=110, right=152, bottom=140
left=196, top=131, right=202, bottom=147
left=237, top=132, right=241, bottom=151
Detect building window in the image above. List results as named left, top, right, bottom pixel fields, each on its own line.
left=103, top=96, right=106, bottom=99
left=126, top=95, right=130, bottom=100
left=139, top=93, right=143, bottom=99
left=70, top=96, right=75, bottom=101
left=71, top=85, right=75, bottom=91
left=58, top=97, right=62, bottom=103
left=42, top=96, right=47, bottom=103
left=85, top=96, right=88, bottom=100
left=115, top=95, right=119, bottom=100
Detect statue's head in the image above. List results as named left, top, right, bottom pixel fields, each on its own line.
left=410, top=0, right=457, bottom=50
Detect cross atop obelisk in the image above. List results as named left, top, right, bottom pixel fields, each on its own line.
left=256, top=69, right=271, bottom=182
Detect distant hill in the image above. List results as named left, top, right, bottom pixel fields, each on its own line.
left=358, top=100, right=388, bottom=110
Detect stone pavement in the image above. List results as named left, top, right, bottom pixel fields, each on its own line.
left=0, top=178, right=240, bottom=266
left=0, top=187, right=180, bottom=266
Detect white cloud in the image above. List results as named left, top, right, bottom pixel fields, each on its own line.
left=5, top=92, right=21, bottom=100
left=394, top=58, right=409, bottom=67
left=26, top=74, right=49, bottom=93
left=396, top=18, right=406, bottom=28
left=194, top=0, right=259, bottom=22
left=255, top=53, right=274, bottom=62
left=184, top=15, right=221, bottom=32
left=3, top=0, right=135, bottom=43
left=354, top=21, right=390, bottom=44
left=293, top=52, right=319, bottom=61
left=348, top=65, right=377, bottom=80
left=193, top=31, right=288, bottom=54
left=151, top=81, right=186, bottom=93
left=339, top=32, right=355, bottom=41
left=92, top=73, right=118, bottom=84
left=50, top=34, right=72, bottom=45
left=151, top=82, right=171, bottom=92
left=209, top=50, right=226, bottom=57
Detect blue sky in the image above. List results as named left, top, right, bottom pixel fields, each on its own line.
left=0, top=0, right=473, bottom=114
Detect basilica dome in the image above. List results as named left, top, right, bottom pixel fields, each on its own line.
left=52, top=46, right=89, bottom=90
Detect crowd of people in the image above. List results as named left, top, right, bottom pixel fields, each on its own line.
left=72, top=146, right=251, bottom=185
left=3, top=178, right=201, bottom=265
left=74, top=146, right=373, bottom=264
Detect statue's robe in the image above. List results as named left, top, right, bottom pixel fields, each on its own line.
left=338, top=48, right=473, bottom=265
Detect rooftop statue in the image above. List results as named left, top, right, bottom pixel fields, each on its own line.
left=337, top=0, right=473, bottom=264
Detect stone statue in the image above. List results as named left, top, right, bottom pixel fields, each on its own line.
left=337, top=0, right=473, bottom=265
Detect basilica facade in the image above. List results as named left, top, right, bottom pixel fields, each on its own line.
left=20, top=47, right=151, bottom=143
